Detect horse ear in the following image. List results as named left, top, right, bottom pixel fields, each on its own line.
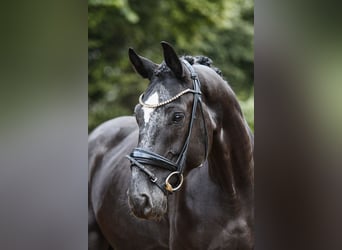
left=128, top=48, right=157, bottom=79
left=161, top=41, right=184, bottom=78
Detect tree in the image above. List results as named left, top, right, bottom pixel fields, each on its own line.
left=88, top=0, right=254, bottom=131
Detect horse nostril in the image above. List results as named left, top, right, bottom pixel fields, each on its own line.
left=140, top=193, right=152, bottom=216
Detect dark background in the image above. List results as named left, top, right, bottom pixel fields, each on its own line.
left=0, top=0, right=341, bottom=249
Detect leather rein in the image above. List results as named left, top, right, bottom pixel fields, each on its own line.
left=126, top=60, right=208, bottom=194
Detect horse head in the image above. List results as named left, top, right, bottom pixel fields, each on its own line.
left=126, top=42, right=215, bottom=220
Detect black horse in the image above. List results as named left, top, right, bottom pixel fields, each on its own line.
left=88, top=42, right=254, bottom=250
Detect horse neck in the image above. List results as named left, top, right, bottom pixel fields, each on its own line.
left=200, top=68, right=254, bottom=200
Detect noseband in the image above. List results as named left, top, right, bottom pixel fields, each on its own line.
left=126, top=60, right=208, bottom=194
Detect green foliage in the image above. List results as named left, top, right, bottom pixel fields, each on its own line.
left=88, top=0, right=254, bottom=132
left=239, top=89, right=254, bottom=131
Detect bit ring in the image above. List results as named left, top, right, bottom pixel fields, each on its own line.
left=165, top=171, right=184, bottom=192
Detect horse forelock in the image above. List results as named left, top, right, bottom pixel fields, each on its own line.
left=154, top=62, right=171, bottom=76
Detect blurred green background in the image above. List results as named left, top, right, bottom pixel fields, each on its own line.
left=88, top=0, right=254, bottom=132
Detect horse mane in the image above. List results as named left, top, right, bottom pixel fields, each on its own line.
left=182, top=55, right=223, bottom=78
left=154, top=55, right=224, bottom=79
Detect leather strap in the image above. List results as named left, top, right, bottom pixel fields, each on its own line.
left=130, top=148, right=178, bottom=171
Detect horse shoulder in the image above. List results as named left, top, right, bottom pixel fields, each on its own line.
left=88, top=116, right=137, bottom=214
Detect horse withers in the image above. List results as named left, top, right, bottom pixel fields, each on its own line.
left=88, top=42, right=254, bottom=250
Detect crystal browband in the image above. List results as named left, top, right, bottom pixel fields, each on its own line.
left=139, top=89, right=199, bottom=108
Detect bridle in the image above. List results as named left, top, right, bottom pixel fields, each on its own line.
left=126, top=60, right=208, bottom=194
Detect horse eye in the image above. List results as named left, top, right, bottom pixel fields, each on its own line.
left=172, top=113, right=185, bottom=123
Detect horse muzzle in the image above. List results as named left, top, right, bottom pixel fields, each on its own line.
left=127, top=173, right=168, bottom=220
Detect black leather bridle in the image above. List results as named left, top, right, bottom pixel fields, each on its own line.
left=126, top=60, right=208, bottom=194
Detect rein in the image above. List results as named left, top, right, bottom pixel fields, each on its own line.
left=126, top=60, right=208, bottom=194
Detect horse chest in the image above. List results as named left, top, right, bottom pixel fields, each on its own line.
left=168, top=168, right=251, bottom=249
left=170, top=205, right=251, bottom=250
